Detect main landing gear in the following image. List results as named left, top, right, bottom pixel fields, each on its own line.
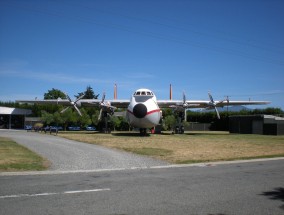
left=101, top=111, right=112, bottom=133
left=173, top=111, right=185, bottom=134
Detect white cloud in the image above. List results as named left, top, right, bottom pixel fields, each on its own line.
left=0, top=69, right=112, bottom=84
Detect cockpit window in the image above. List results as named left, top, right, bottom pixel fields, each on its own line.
left=134, top=90, right=154, bottom=96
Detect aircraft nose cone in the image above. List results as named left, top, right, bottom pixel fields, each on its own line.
left=133, top=103, right=147, bottom=118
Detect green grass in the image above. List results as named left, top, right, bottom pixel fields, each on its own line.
left=0, top=137, right=49, bottom=172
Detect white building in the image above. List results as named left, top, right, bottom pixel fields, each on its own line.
left=0, top=106, right=32, bottom=129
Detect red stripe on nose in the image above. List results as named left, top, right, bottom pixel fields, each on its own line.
left=146, top=109, right=160, bottom=115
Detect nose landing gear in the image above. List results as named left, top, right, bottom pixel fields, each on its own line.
left=139, top=128, right=148, bottom=136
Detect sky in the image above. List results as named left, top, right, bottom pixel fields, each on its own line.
left=0, top=0, right=283, bottom=110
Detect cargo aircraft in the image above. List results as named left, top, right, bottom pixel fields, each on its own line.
left=17, top=85, right=270, bottom=135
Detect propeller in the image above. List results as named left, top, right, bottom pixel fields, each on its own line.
left=97, top=92, right=117, bottom=121
left=182, top=92, right=189, bottom=108
left=169, top=92, right=190, bottom=122
left=207, top=92, right=227, bottom=119
left=170, top=91, right=199, bottom=109
left=60, top=93, right=84, bottom=116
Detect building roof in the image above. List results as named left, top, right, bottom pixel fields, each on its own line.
left=263, top=115, right=284, bottom=121
left=0, top=106, right=32, bottom=115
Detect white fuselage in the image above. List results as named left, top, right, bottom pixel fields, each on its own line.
left=126, top=89, right=161, bottom=128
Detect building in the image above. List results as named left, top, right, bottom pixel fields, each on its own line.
left=0, top=106, right=32, bottom=129
left=229, top=115, right=284, bottom=135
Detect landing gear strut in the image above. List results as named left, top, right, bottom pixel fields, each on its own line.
left=140, top=128, right=148, bottom=136
left=173, top=111, right=185, bottom=134
left=102, top=111, right=111, bottom=133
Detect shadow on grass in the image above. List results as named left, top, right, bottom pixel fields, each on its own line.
left=82, top=131, right=230, bottom=137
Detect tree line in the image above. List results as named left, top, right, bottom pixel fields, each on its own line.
left=0, top=86, right=283, bottom=131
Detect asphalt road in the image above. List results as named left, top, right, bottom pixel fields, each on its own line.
left=0, top=130, right=168, bottom=170
left=1, top=130, right=284, bottom=214
left=0, top=159, right=284, bottom=215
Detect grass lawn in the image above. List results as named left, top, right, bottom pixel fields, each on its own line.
left=0, top=137, right=49, bottom=172
left=58, top=131, right=284, bottom=164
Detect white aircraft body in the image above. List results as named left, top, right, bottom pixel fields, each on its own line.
left=126, top=89, right=161, bottom=129
left=17, top=87, right=270, bottom=135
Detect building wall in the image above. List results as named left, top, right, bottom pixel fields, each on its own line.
left=0, top=115, right=25, bottom=129
left=229, top=115, right=284, bottom=135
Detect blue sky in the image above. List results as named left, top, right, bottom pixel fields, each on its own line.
left=0, top=0, right=283, bottom=110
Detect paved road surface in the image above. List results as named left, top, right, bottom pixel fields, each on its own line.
left=0, top=130, right=168, bottom=171
left=0, top=159, right=284, bottom=215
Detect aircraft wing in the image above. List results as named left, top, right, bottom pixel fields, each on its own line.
left=157, top=100, right=270, bottom=108
left=16, top=99, right=72, bottom=106
left=16, top=99, right=130, bottom=108
left=81, top=99, right=130, bottom=108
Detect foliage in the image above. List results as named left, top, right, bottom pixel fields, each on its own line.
left=76, top=108, right=92, bottom=127
left=41, top=111, right=54, bottom=125
left=110, top=116, right=122, bottom=131
left=59, top=108, right=78, bottom=130
left=75, top=85, right=99, bottom=99
left=187, top=107, right=284, bottom=123
left=163, top=115, right=176, bottom=131
left=44, top=88, right=66, bottom=99
left=91, top=110, right=100, bottom=126
left=1, top=88, right=283, bottom=131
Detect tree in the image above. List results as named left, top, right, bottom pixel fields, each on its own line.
left=44, top=88, right=66, bottom=99
left=91, top=110, right=100, bottom=126
left=53, top=112, right=64, bottom=126
left=163, top=115, right=176, bottom=131
left=41, top=111, right=54, bottom=125
left=77, top=108, right=92, bottom=127
left=110, top=116, right=121, bottom=131
left=75, top=86, right=99, bottom=99
left=60, top=108, right=78, bottom=130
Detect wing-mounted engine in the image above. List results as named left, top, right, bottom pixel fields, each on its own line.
left=169, top=92, right=189, bottom=134
left=206, top=92, right=228, bottom=119
left=60, top=93, right=84, bottom=116
left=97, top=92, right=117, bottom=133
left=98, top=92, right=117, bottom=120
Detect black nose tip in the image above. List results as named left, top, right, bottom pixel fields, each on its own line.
left=133, top=103, right=147, bottom=118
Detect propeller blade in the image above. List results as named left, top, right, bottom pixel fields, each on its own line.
left=60, top=92, right=84, bottom=116
left=74, top=105, right=82, bottom=116
left=215, top=106, right=220, bottom=119
left=60, top=106, right=70, bottom=114
left=64, top=92, right=72, bottom=103
left=75, top=93, right=85, bottom=103
left=208, top=92, right=214, bottom=104
left=182, top=92, right=188, bottom=108
left=208, top=92, right=221, bottom=119
left=98, top=109, right=103, bottom=121
left=101, top=92, right=106, bottom=103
